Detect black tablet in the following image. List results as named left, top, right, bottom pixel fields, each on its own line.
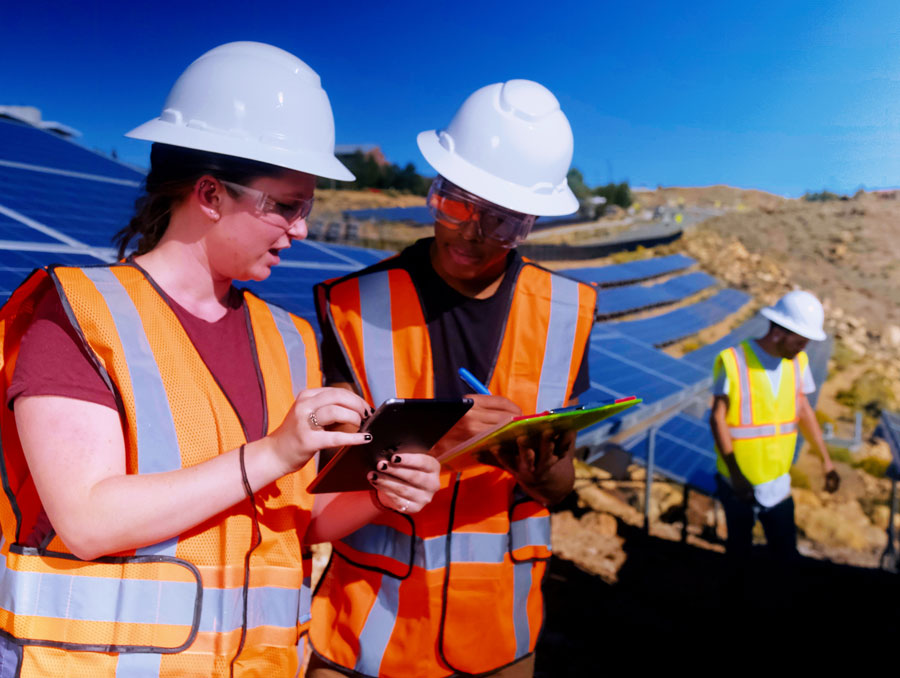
left=307, top=397, right=473, bottom=494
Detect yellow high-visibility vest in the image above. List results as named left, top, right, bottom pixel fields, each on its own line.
left=714, top=340, right=808, bottom=487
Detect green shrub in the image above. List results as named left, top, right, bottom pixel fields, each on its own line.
left=804, top=190, right=844, bottom=202
left=815, top=410, right=835, bottom=427
left=836, top=369, right=897, bottom=419
left=825, top=445, right=854, bottom=465
left=830, top=340, right=861, bottom=372
left=790, top=466, right=811, bottom=489
left=853, top=456, right=890, bottom=478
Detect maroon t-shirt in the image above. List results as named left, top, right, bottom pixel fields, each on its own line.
left=7, top=279, right=272, bottom=549
left=9, top=284, right=266, bottom=440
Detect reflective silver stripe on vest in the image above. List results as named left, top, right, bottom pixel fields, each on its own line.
left=299, top=576, right=312, bottom=626
left=354, top=573, right=401, bottom=675
left=0, top=558, right=298, bottom=634
left=341, top=526, right=505, bottom=570
left=115, top=653, right=161, bottom=677
left=510, top=516, right=551, bottom=553
left=199, top=585, right=301, bottom=632
left=513, top=562, right=532, bottom=657
left=729, top=424, right=776, bottom=439
left=80, top=268, right=182, bottom=559
left=729, top=421, right=799, bottom=439
left=0, top=553, right=196, bottom=626
left=732, top=343, right=752, bottom=425
left=267, top=303, right=308, bottom=398
left=357, top=271, right=397, bottom=405
left=341, top=515, right=550, bottom=572
left=536, top=275, right=582, bottom=412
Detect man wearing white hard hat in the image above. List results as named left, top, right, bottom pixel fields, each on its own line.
left=710, top=290, right=839, bottom=565
left=310, top=81, right=596, bottom=677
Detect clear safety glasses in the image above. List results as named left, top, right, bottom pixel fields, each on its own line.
left=220, top=180, right=315, bottom=225
left=426, top=176, right=536, bottom=248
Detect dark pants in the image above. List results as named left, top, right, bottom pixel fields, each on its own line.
left=716, top=475, right=797, bottom=613
left=716, top=474, right=797, bottom=560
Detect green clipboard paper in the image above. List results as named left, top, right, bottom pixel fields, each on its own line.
left=437, top=396, right=642, bottom=471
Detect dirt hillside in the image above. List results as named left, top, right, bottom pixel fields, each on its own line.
left=633, top=184, right=788, bottom=210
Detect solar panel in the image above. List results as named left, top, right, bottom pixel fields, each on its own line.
left=622, top=413, right=718, bottom=494
left=595, top=271, right=716, bottom=318
left=577, top=327, right=710, bottom=446
left=562, top=253, right=695, bottom=287
left=874, top=411, right=900, bottom=480
left=607, top=288, right=751, bottom=347
left=682, top=314, right=767, bottom=371
left=0, top=118, right=144, bottom=181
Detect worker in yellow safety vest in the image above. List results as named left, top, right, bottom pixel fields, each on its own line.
left=308, top=80, right=595, bottom=678
left=0, top=42, right=441, bottom=677
left=710, top=290, right=840, bottom=561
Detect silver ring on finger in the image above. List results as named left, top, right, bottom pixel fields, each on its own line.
left=398, top=499, right=410, bottom=513
left=308, top=410, right=321, bottom=430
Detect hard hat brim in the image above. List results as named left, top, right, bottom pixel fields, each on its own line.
left=759, top=307, right=827, bottom=341
left=126, top=120, right=356, bottom=182
left=417, top=130, right=578, bottom=217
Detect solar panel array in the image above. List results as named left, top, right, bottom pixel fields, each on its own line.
left=594, top=271, right=716, bottom=319
left=0, top=117, right=391, bottom=326
left=607, top=288, right=751, bottom=347
left=562, top=253, right=695, bottom=287
left=343, top=205, right=577, bottom=229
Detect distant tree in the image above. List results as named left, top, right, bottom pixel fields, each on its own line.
left=317, top=151, right=430, bottom=195
left=593, top=181, right=633, bottom=208
left=566, top=168, right=593, bottom=202
left=804, top=190, right=843, bottom=202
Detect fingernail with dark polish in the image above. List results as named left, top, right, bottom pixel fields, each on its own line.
left=369, top=472, right=378, bottom=482
left=392, top=455, right=402, bottom=464
left=364, top=434, right=373, bottom=441
left=378, top=461, right=388, bottom=471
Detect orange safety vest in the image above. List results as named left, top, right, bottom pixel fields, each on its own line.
left=310, top=260, right=595, bottom=677
left=0, top=264, right=320, bottom=678
left=714, top=340, right=808, bottom=488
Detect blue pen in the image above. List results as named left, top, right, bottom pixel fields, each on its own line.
left=458, top=367, right=492, bottom=395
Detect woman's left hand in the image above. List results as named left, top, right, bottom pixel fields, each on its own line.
left=368, top=449, right=441, bottom=514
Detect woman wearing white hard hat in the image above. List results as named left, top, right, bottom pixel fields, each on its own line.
left=0, top=42, right=439, bottom=677
left=311, top=80, right=596, bottom=678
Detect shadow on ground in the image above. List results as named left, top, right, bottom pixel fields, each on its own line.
left=536, top=518, right=900, bottom=675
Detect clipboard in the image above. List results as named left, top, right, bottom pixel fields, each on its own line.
left=307, top=397, right=473, bottom=494
left=437, top=396, right=641, bottom=470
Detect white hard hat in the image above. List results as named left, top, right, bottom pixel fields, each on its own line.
left=760, top=290, right=826, bottom=341
left=126, top=41, right=354, bottom=181
left=417, top=80, right=578, bottom=216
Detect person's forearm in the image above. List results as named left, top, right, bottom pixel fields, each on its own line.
left=53, top=437, right=293, bottom=560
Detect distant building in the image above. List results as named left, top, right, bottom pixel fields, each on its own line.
left=0, top=106, right=81, bottom=138
left=334, top=144, right=389, bottom=167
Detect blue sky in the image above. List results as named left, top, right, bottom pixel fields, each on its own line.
left=4, top=0, right=900, bottom=196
